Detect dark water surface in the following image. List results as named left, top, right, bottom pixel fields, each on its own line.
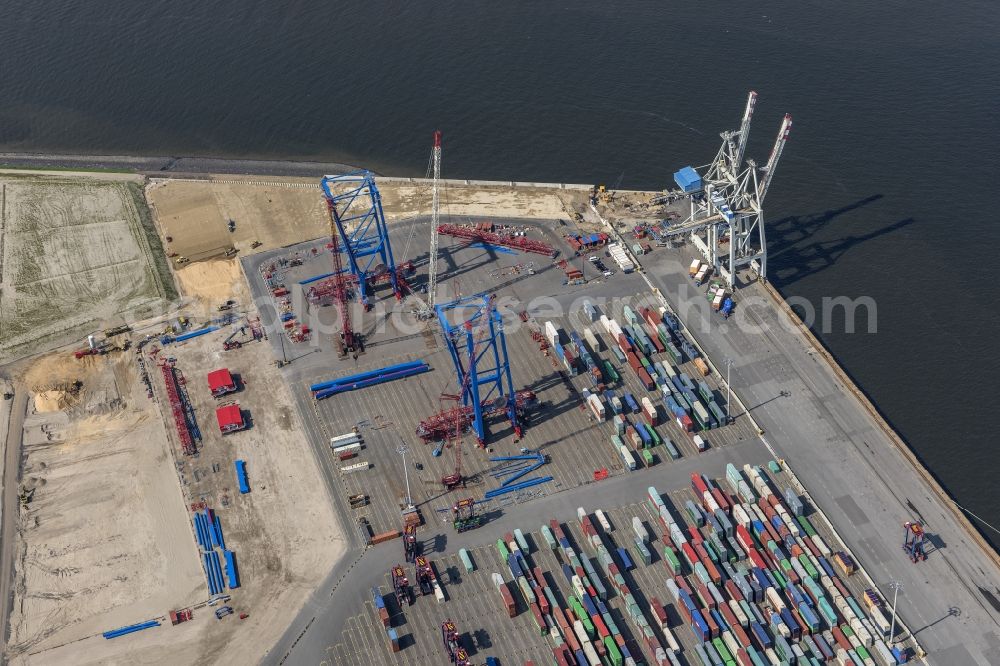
left=3, top=2, right=1000, bottom=545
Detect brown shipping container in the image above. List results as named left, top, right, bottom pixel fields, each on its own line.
left=370, top=530, right=401, bottom=545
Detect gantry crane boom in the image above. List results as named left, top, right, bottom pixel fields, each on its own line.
left=733, top=90, right=758, bottom=176
left=325, top=199, right=356, bottom=355
left=757, top=114, right=793, bottom=204
left=427, top=131, right=442, bottom=309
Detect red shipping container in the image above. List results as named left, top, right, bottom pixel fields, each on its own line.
left=694, top=543, right=710, bottom=562
left=831, top=625, right=853, bottom=652
left=704, top=559, right=722, bottom=586
left=702, top=607, right=719, bottom=638
left=575, top=565, right=586, bottom=580
left=736, top=648, right=753, bottom=666
left=691, top=473, right=710, bottom=496
left=608, top=563, right=620, bottom=577
left=833, top=576, right=851, bottom=600
left=804, top=537, right=821, bottom=559
left=681, top=543, right=699, bottom=569
left=593, top=613, right=610, bottom=639
left=500, top=584, right=516, bottom=618
left=337, top=450, right=357, bottom=461
left=650, top=597, right=668, bottom=625
left=679, top=414, right=694, bottom=432
left=614, top=633, right=626, bottom=648
left=696, top=583, right=716, bottom=610
left=732, top=623, right=752, bottom=649
left=678, top=602, right=693, bottom=624
left=687, top=527, right=704, bottom=546
left=587, top=585, right=598, bottom=601
left=720, top=603, right=739, bottom=629
left=674, top=575, right=693, bottom=595
left=748, top=547, right=768, bottom=571
left=530, top=602, right=544, bottom=629
left=711, top=487, right=731, bottom=512
left=538, top=592, right=550, bottom=616
left=646, top=324, right=666, bottom=352
left=768, top=494, right=781, bottom=508
left=786, top=567, right=800, bottom=586
left=636, top=367, right=655, bottom=390
left=553, top=647, right=572, bottom=666
left=736, top=525, right=755, bottom=552
left=724, top=579, right=744, bottom=603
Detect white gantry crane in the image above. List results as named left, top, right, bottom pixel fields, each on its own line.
left=665, top=93, right=792, bottom=287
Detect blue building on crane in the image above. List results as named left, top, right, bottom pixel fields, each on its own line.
left=320, top=171, right=402, bottom=306
left=436, top=295, right=520, bottom=444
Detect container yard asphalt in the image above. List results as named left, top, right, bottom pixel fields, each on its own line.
left=643, top=254, right=1000, bottom=666
left=264, top=443, right=774, bottom=666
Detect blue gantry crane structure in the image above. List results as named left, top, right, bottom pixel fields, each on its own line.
left=436, top=294, right=521, bottom=445
left=320, top=170, right=402, bottom=307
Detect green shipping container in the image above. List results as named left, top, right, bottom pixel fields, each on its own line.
left=855, top=645, right=871, bottom=662
left=747, top=646, right=768, bottom=666
left=603, top=360, right=620, bottom=383
left=768, top=460, right=781, bottom=473
left=604, top=636, right=624, bottom=666
left=664, top=546, right=681, bottom=573
left=797, top=515, right=817, bottom=537
left=647, top=425, right=662, bottom=446
left=541, top=525, right=557, bottom=550
left=703, top=541, right=719, bottom=563
left=458, top=548, right=474, bottom=572
left=712, top=637, right=733, bottom=663
left=496, top=539, right=510, bottom=560
left=640, top=356, right=652, bottom=370
left=772, top=568, right=787, bottom=589
left=642, top=449, right=654, bottom=466
left=798, top=554, right=819, bottom=580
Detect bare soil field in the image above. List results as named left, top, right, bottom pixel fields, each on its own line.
left=5, top=320, right=345, bottom=665
left=145, top=177, right=583, bottom=265
left=0, top=175, right=174, bottom=363
left=4, top=350, right=203, bottom=661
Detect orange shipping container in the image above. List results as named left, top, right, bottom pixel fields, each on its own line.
left=693, top=358, right=710, bottom=376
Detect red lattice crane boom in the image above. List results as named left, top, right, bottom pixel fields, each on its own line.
left=325, top=199, right=357, bottom=356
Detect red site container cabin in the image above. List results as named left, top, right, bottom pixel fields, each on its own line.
left=207, top=368, right=237, bottom=397
left=216, top=404, right=245, bottom=434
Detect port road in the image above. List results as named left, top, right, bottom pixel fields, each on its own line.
left=0, top=390, right=26, bottom=659
left=644, top=256, right=1000, bottom=666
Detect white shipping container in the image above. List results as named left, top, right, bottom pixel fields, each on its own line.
left=545, top=320, right=560, bottom=344
left=340, top=461, right=370, bottom=473
left=703, top=491, right=721, bottom=514
left=722, top=631, right=742, bottom=661
left=584, top=327, right=602, bottom=351
left=330, top=433, right=362, bottom=447
left=433, top=580, right=446, bottom=602
left=619, top=445, right=637, bottom=471
left=766, top=587, right=787, bottom=612
left=331, top=441, right=363, bottom=453
left=689, top=258, right=702, bottom=276
left=583, top=641, right=601, bottom=666
left=660, top=621, right=680, bottom=652
left=729, top=599, right=749, bottom=628
left=588, top=394, right=606, bottom=420
left=595, top=509, right=612, bottom=531
left=733, top=504, right=752, bottom=527
left=600, top=314, right=612, bottom=334
left=632, top=516, right=649, bottom=543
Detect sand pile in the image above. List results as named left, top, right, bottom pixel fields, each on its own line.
left=173, top=258, right=247, bottom=307
left=32, top=391, right=67, bottom=413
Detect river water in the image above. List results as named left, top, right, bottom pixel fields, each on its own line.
left=3, top=1, right=999, bottom=546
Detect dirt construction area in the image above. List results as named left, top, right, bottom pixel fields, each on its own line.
left=4, top=319, right=343, bottom=665
left=4, top=351, right=203, bottom=661
left=0, top=174, right=175, bottom=363
left=145, top=177, right=583, bottom=264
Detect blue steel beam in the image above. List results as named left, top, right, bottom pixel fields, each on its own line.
left=321, top=171, right=401, bottom=305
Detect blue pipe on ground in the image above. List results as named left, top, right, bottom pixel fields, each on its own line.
left=313, top=365, right=429, bottom=399
left=309, top=360, right=427, bottom=392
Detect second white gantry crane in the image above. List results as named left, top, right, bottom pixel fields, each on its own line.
left=667, top=93, right=792, bottom=288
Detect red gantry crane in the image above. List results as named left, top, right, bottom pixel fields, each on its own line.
left=325, top=199, right=359, bottom=357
